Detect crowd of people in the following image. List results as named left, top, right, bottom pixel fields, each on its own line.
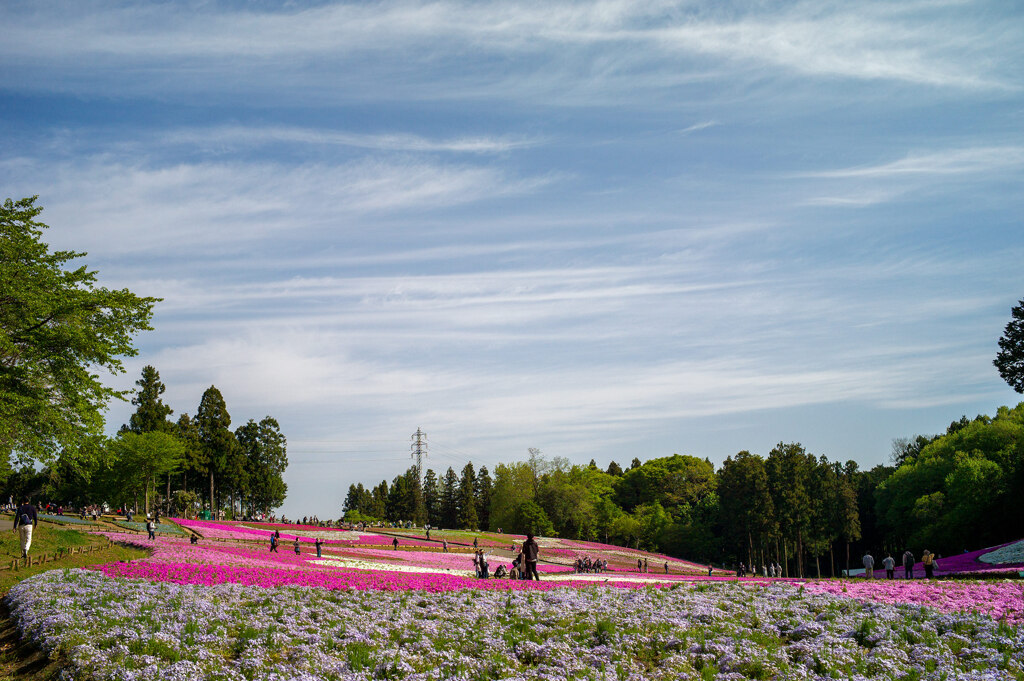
left=573, top=556, right=608, bottom=573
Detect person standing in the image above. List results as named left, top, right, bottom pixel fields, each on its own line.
left=393, top=537, right=399, bottom=551
left=637, top=558, right=642, bottom=572
left=315, top=537, right=322, bottom=558
left=442, top=538, right=448, bottom=553
left=862, top=551, right=875, bottom=579
left=922, top=550, right=935, bottom=578
left=664, top=561, right=669, bottom=574
left=882, top=553, right=896, bottom=580
left=294, top=538, right=301, bottom=555
left=270, top=532, right=278, bottom=552
left=146, top=517, right=156, bottom=540
left=522, top=533, right=540, bottom=581
left=13, top=498, right=37, bottom=559
left=902, top=549, right=915, bottom=579
left=644, top=558, right=649, bottom=573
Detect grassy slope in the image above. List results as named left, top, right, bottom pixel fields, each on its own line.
left=0, top=517, right=150, bottom=680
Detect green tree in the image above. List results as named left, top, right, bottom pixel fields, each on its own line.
left=123, top=365, right=174, bottom=434
left=995, top=298, right=1024, bottom=393
left=0, top=196, right=159, bottom=468
left=509, top=500, right=554, bottom=536
left=371, top=480, right=389, bottom=520
left=717, top=451, right=774, bottom=568
left=422, top=468, right=441, bottom=525
left=175, top=413, right=204, bottom=493
left=235, top=417, right=288, bottom=517
left=195, top=386, right=237, bottom=514
left=474, top=465, right=492, bottom=530
left=110, top=431, right=184, bottom=515
left=458, top=463, right=479, bottom=529
left=487, top=462, right=535, bottom=532
left=766, top=443, right=814, bottom=577
left=440, top=467, right=459, bottom=528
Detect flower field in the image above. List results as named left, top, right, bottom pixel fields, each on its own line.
left=5, top=519, right=1024, bottom=680
left=10, top=570, right=1024, bottom=680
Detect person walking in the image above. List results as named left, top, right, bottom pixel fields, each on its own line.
left=522, top=533, right=540, bottom=581
left=922, top=550, right=935, bottom=578
left=882, top=553, right=896, bottom=580
left=637, top=558, right=642, bottom=572
left=902, top=549, right=914, bottom=579
left=862, top=551, right=875, bottom=579
left=146, top=517, right=156, bottom=540
left=393, top=537, right=399, bottom=551
left=270, top=532, right=278, bottom=552
left=13, top=497, right=37, bottom=559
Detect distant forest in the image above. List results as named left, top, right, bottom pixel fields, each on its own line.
left=344, top=403, right=1024, bottom=577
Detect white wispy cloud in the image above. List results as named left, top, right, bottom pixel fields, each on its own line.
left=160, top=126, right=540, bottom=154
left=805, top=147, right=1024, bottom=179
left=1, top=156, right=554, bottom=255
left=1, top=0, right=1015, bottom=102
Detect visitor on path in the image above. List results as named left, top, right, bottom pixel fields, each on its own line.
left=902, top=549, right=915, bottom=579
left=644, top=558, right=649, bottom=573
left=190, top=534, right=199, bottom=545
left=707, top=565, right=713, bottom=577
left=637, top=559, right=642, bottom=572
left=922, top=550, right=935, bottom=578
left=522, top=533, right=540, bottom=581
left=664, top=561, right=669, bottom=574
left=442, top=539, right=448, bottom=553
left=882, top=553, right=896, bottom=580
left=270, top=532, right=278, bottom=552
left=473, top=537, right=478, bottom=549
left=315, top=538, right=322, bottom=558
left=13, top=497, right=37, bottom=559
left=393, top=537, right=399, bottom=551
left=862, top=551, right=875, bottom=579
left=146, top=518, right=156, bottom=540
left=294, top=538, right=301, bottom=555
left=479, top=550, right=489, bottom=579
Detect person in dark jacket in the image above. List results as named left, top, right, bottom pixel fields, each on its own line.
left=14, top=498, right=38, bottom=559
left=522, top=533, right=540, bottom=581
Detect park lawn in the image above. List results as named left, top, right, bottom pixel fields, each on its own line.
left=0, top=518, right=149, bottom=595
left=0, top=522, right=150, bottom=681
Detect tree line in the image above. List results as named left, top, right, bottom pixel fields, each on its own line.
left=2, top=365, right=289, bottom=519
left=343, top=403, right=1024, bottom=576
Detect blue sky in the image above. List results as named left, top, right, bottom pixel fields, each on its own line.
left=2, top=0, right=1022, bottom=519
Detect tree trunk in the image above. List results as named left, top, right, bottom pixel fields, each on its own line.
left=815, top=554, right=820, bottom=579
left=796, top=528, right=803, bottom=578
left=782, top=537, right=789, bottom=578
left=830, top=543, right=835, bottom=578
left=209, top=471, right=215, bottom=515
left=846, top=541, right=851, bottom=579
left=747, top=530, right=753, bottom=569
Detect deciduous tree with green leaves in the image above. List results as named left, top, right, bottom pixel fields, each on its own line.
left=0, top=196, right=159, bottom=469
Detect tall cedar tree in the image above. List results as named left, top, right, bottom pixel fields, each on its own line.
left=195, top=386, right=237, bottom=514
left=474, top=465, right=492, bottom=531
left=995, top=297, right=1024, bottom=393
left=423, top=468, right=441, bottom=525
left=0, top=196, right=159, bottom=467
left=441, top=467, right=459, bottom=528
left=458, top=463, right=478, bottom=529
left=123, top=365, right=174, bottom=434
left=175, top=413, right=205, bottom=494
